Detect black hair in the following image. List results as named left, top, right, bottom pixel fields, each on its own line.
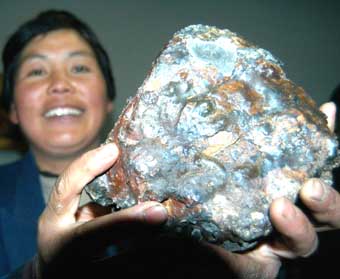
left=1, top=9, right=116, bottom=112
left=329, top=84, right=340, bottom=192
left=329, top=83, right=340, bottom=136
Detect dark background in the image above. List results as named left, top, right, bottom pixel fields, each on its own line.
left=0, top=0, right=339, bottom=121
left=0, top=2, right=339, bottom=276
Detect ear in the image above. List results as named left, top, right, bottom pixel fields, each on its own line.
left=9, top=103, right=19, bottom=124
left=106, top=101, right=114, bottom=114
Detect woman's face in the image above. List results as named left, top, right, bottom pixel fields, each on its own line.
left=10, top=29, right=113, bottom=159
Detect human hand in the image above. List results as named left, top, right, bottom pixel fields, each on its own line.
left=302, top=101, right=340, bottom=232
left=203, top=102, right=340, bottom=279
left=35, top=143, right=168, bottom=278
left=32, top=104, right=340, bottom=279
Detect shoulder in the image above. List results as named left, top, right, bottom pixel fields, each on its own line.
left=0, top=160, right=22, bottom=206
left=0, top=151, right=36, bottom=174
left=0, top=159, right=22, bottom=183
left=0, top=152, right=38, bottom=205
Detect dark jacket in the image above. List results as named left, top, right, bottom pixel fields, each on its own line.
left=0, top=152, right=44, bottom=275
left=0, top=152, right=237, bottom=278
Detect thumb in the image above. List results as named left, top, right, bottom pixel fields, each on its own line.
left=44, top=143, right=119, bottom=224
left=319, top=102, right=336, bottom=132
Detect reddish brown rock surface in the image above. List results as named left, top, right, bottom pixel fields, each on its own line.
left=86, top=25, right=338, bottom=251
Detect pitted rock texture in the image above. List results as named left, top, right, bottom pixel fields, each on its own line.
left=86, top=25, right=338, bottom=251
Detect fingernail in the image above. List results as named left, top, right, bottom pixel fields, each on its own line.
left=98, top=143, right=119, bottom=160
left=143, top=204, right=168, bottom=224
left=302, top=237, right=319, bottom=258
left=305, top=179, right=326, bottom=202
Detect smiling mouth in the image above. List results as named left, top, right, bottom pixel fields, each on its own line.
left=44, top=107, right=84, bottom=118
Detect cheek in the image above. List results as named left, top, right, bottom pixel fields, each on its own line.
left=14, top=82, right=43, bottom=118
left=89, top=96, right=111, bottom=124
left=12, top=85, right=42, bottom=141
left=81, top=79, right=110, bottom=114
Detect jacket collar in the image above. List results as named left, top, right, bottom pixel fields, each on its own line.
left=2, top=151, right=45, bottom=271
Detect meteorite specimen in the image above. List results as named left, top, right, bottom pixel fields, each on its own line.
left=86, top=25, right=338, bottom=251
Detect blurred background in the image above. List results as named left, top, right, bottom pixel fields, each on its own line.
left=1, top=0, right=340, bottom=163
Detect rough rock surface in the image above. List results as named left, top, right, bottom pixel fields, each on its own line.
left=86, top=25, right=338, bottom=251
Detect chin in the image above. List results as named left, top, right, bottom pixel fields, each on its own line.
left=46, top=138, right=97, bottom=155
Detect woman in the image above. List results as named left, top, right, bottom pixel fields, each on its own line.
left=0, top=10, right=115, bottom=274
left=2, top=9, right=340, bottom=279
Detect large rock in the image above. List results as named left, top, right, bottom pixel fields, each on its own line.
left=86, top=25, right=338, bottom=251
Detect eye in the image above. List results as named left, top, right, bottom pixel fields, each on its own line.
left=27, top=68, right=45, bottom=77
left=72, top=64, right=90, bottom=73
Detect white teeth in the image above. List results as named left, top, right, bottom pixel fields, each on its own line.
left=45, top=107, right=83, bottom=118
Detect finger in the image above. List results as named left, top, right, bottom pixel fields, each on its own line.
left=72, top=201, right=167, bottom=248
left=319, top=102, right=336, bottom=132
left=75, top=203, right=112, bottom=222
left=300, top=178, right=340, bottom=229
left=46, top=143, right=119, bottom=221
left=38, top=202, right=166, bottom=278
left=269, top=197, right=318, bottom=258
left=202, top=243, right=282, bottom=278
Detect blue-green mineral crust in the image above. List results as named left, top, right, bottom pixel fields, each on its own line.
left=86, top=25, right=338, bottom=251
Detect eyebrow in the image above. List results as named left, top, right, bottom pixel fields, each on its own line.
left=68, top=50, right=95, bottom=58
left=19, top=53, right=47, bottom=64
left=19, top=50, right=95, bottom=64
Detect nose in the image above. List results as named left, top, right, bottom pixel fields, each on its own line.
left=48, top=71, right=73, bottom=95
